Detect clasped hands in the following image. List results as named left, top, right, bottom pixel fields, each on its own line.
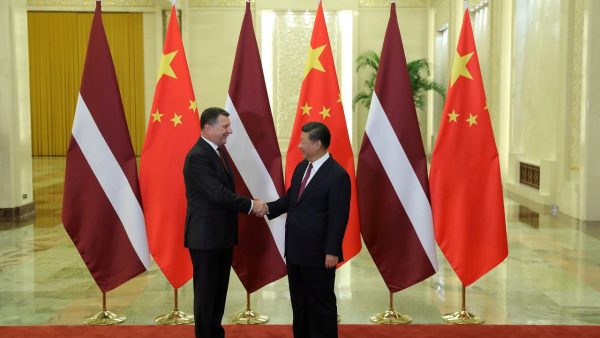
left=251, top=199, right=269, bottom=217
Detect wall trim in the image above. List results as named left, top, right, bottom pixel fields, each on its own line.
left=0, top=202, right=35, bottom=226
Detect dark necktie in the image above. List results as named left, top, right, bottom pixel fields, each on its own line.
left=217, top=146, right=229, bottom=171
left=298, top=163, right=313, bottom=198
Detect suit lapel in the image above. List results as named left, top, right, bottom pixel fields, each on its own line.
left=296, top=157, right=333, bottom=204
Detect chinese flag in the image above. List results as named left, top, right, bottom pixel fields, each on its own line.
left=286, top=0, right=361, bottom=265
left=139, top=5, right=198, bottom=288
left=429, top=9, right=508, bottom=287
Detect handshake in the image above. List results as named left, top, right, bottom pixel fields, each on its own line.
left=251, top=199, right=269, bottom=217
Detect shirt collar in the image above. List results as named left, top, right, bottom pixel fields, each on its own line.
left=202, top=136, right=219, bottom=152
left=310, top=152, right=330, bottom=172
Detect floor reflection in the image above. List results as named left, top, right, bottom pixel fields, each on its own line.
left=0, top=157, right=599, bottom=325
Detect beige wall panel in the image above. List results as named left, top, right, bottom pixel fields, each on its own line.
left=1, top=0, right=33, bottom=209
left=187, top=8, right=244, bottom=115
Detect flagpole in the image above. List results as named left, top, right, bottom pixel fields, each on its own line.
left=230, top=291, right=269, bottom=324
left=441, top=284, right=484, bottom=324
left=154, top=287, right=194, bottom=324
left=83, top=291, right=126, bottom=325
left=370, top=291, right=412, bottom=324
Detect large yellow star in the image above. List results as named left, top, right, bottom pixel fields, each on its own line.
left=466, top=114, right=478, bottom=127
left=450, top=51, right=474, bottom=87
left=319, top=106, right=331, bottom=120
left=448, top=110, right=460, bottom=123
left=301, top=102, right=312, bottom=116
left=188, top=100, right=198, bottom=113
left=171, top=113, right=182, bottom=127
left=304, top=44, right=326, bottom=78
left=152, top=110, right=164, bottom=123
left=157, top=50, right=178, bottom=82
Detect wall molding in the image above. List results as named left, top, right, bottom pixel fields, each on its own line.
left=360, top=0, right=428, bottom=8
left=0, top=202, right=35, bottom=226
left=189, top=0, right=250, bottom=7
left=28, top=0, right=154, bottom=7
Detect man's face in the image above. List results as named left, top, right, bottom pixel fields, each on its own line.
left=204, top=115, right=232, bottom=146
left=298, top=132, right=320, bottom=161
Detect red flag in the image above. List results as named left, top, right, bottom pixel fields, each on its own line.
left=139, top=5, right=199, bottom=289
left=357, top=3, right=437, bottom=292
left=62, top=1, right=150, bottom=292
left=429, top=9, right=508, bottom=287
left=224, top=2, right=287, bottom=292
left=286, top=1, right=361, bottom=265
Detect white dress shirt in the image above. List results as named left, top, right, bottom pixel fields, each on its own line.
left=301, top=152, right=330, bottom=187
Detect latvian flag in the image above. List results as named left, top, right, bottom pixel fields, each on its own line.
left=62, top=1, right=150, bottom=292
left=224, top=1, right=287, bottom=293
left=356, top=2, right=437, bottom=292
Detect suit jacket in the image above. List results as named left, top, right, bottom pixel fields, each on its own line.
left=183, top=137, right=251, bottom=250
left=267, top=155, right=351, bottom=267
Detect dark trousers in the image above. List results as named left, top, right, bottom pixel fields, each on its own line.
left=287, top=263, right=337, bottom=338
left=189, top=248, right=233, bottom=338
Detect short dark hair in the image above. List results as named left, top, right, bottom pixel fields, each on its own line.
left=200, top=107, right=230, bottom=129
left=302, top=122, right=331, bottom=149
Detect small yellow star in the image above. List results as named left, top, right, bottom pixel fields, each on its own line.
left=450, top=50, right=474, bottom=87
left=466, top=114, right=478, bottom=127
left=301, top=102, right=312, bottom=116
left=319, top=106, right=331, bottom=120
left=151, top=110, right=164, bottom=123
left=188, top=100, right=198, bottom=113
left=448, top=110, right=460, bottom=123
left=171, top=113, right=182, bottom=127
left=304, top=44, right=326, bottom=77
left=157, top=50, right=178, bottom=82
left=337, top=93, right=342, bottom=103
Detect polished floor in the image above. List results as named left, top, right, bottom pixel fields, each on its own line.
left=1, top=157, right=599, bottom=325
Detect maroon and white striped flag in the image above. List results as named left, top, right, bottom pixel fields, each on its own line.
left=62, top=1, right=150, bottom=292
left=224, top=2, right=287, bottom=292
left=356, top=3, right=437, bottom=292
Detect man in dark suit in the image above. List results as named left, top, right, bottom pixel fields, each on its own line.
left=183, top=107, right=266, bottom=338
left=267, top=122, right=351, bottom=338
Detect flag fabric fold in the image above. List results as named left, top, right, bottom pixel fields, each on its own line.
left=286, top=0, right=361, bottom=265
left=224, top=2, right=287, bottom=293
left=139, top=5, right=199, bottom=289
left=357, top=3, right=438, bottom=292
left=430, top=9, right=508, bottom=287
left=62, top=1, right=150, bottom=293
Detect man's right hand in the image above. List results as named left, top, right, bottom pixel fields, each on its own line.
left=252, top=199, right=268, bottom=217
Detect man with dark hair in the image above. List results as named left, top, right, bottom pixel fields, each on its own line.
left=183, top=107, right=266, bottom=338
left=267, top=121, right=350, bottom=338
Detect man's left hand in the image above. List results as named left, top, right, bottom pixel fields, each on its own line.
left=325, top=254, right=338, bottom=269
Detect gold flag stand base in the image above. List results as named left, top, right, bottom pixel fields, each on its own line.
left=84, top=310, right=126, bottom=325
left=371, top=309, right=412, bottom=324
left=231, top=292, right=269, bottom=324
left=155, top=288, right=194, bottom=325
left=370, top=292, right=412, bottom=325
left=442, top=309, right=484, bottom=324
left=442, top=285, right=485, bottom=324
left=155, top=310, right=194, bottom=325
left=83, top=292, right=126, bottom=325
left=231, top=308, right=269, bottom=324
